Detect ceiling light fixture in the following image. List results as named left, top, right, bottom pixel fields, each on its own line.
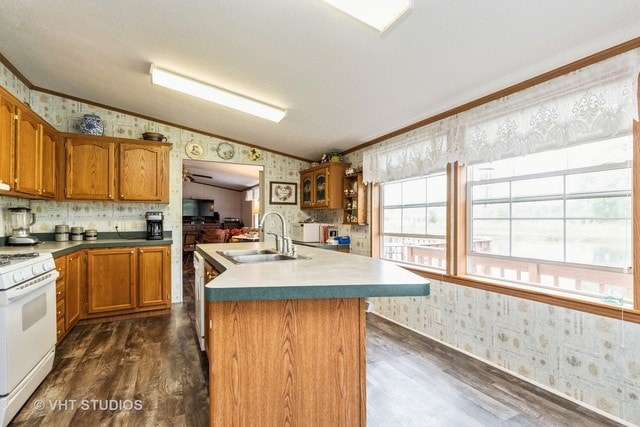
left=150, top=65, right=287, bottom=123
left=322, top=0, right=412, bottom=34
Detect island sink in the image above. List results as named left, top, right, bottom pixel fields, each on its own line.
left=219, top=249, right=280, bottom=257
left=217, top=249, right=306, bottom=264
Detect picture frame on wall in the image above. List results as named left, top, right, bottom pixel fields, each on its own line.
left=269, top=181, right=297, bottom=205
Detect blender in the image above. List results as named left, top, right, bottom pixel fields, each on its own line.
left=7, top=207, right=40, bottom=246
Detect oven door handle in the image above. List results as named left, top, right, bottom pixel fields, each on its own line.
left=5, top=270, right=59, bottom=303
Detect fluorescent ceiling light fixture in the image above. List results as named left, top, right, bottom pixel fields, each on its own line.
left=150, top=65, right=286, bottom=123
left=323, top=0, right=412, bottom=33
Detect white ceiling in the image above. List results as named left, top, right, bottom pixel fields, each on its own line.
left=1, top=1, right=640, bottom=161
left=183, top=160, right=261, bottom=191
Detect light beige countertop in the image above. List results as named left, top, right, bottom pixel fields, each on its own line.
left=197, top=241, right=430, bottom=301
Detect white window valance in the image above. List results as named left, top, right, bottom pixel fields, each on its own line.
left=363, top=48, right=640, bottom=183
left=362, top=116, right=461, bottom=184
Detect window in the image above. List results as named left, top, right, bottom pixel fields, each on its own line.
left=380, top=172, right=447, bottom=270
left=368, top=47, right=640, bottom=314
left=467, top=135, right=633, bottom=303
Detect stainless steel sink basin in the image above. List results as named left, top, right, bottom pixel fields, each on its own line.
left=219, top=249, right=280, bottom=257
left=217, top=250, right=306, bottom=264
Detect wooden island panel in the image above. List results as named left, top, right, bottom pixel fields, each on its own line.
left=208, top=297, right=366, bottom=426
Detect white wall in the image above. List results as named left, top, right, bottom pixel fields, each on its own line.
left=182, top=181, right=243, bottom=220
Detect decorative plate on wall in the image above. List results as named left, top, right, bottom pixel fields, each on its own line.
left=247, top=147, right=262, bottom=162
left=216, top=142, right=235, bottom=160
left=185, top=141, right=205, bottom=159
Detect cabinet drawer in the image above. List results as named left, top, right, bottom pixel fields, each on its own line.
left=56, top=316, right=65, bottom=342
left=56, top=280, right=65, bottom=301
left=56, top=298, right=65, bottom=321
left=55, top=256, right=66, bottom=280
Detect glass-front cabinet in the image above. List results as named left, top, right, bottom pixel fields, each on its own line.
left=299, top=162, right=350, bottom=209
left=313, top=170, right=328, bottom=208
left=301, top=171, right=313, bottom=208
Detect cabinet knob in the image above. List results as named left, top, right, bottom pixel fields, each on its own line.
left=121, top=195, right=125, bottom=198
left=140, top=249, right=144, bottom=253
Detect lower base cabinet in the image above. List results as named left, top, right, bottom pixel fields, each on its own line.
left=207, top=297, right=366, bottom=426
left=138, top=246, right=171, bottom=309
left=55, top=245, right=171, bottom=342
left=87, top=248, right=137, bottom=314
left=86, top=246, right=171, bottom=316
left=54, top=251, right=84, bottom=343
left=65, top=251, right=83, bottom=328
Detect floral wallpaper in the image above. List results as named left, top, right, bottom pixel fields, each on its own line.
left=0, top=61, right=310, bottom=304
left=372, top=280, right=639, bottom=424
left=2, top=59, right=639, bottom=425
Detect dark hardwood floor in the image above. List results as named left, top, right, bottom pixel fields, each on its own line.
left=10, top=262, right=621, bottom=426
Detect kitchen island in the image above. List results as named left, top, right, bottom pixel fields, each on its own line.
left=197, top=242, right=429, bottom=426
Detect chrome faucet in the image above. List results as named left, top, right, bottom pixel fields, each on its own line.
left=259, top=211, right=296, bottom=256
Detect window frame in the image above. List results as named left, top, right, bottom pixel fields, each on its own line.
left=372, top=124, right=640, bottom=324
left=379, top=173, right=448, bottom=270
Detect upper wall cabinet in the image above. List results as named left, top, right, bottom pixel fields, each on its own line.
left=299, top=162, right=350, bottom=209
left=65, top=136, right=115, bottom=200
left=0, top=94, right=15, bottom=189
left=0, top=89, right=56, bottom=199
left=64, top=134, right=170, bottom=202
left=119, top=142, right=169, bottom=202
left=39, top=122, right=57, bottom=199
left=14, top=105, right=57, bottom=199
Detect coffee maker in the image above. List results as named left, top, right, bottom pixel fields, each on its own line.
left=7, top=207, right=40, bottom=246
left=145, top=212, right=164, bottom=240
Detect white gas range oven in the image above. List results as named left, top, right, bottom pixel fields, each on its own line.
left=0, top=250, right=58, bottom=426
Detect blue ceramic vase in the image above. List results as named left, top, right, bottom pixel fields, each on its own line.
left=80, top=114, right=104, bottom=135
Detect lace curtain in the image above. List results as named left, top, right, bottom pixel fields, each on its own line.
left=362, top=116, right=461, bottom=184
left=363, top=48, right=640, bottom=183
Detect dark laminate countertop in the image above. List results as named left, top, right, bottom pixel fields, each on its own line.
left=0, top=238, right=173, bottom=258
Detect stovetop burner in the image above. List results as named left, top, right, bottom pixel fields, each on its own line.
left=7, top=252, right=39, bottom=260
left=0, top=252, right=40, bottom=265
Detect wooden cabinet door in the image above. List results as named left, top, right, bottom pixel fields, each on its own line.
left=300, top=171, right=313, bottom=208
left=138, top=246, right=171, bottom=309
left=0, top=95, right=15, bottom=189
left=119, top=142, right=168, bottom=201
left=15, top=107, right=41, bottom=196
left=65, top=251, right=84, bottom=327
left=40, top=125, right=57, bottom=198
left=313, top=168, right=329, bottom=208
left=86, top=248, right=136, bottom=313
left=300, top=162, right=350, bottom=210
left=65, top=138, right=115, bottom=200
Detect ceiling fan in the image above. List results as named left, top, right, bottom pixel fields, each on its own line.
left=182, top=164, right=194, bottom=182
left=183, top=164, right=213, bottom=182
